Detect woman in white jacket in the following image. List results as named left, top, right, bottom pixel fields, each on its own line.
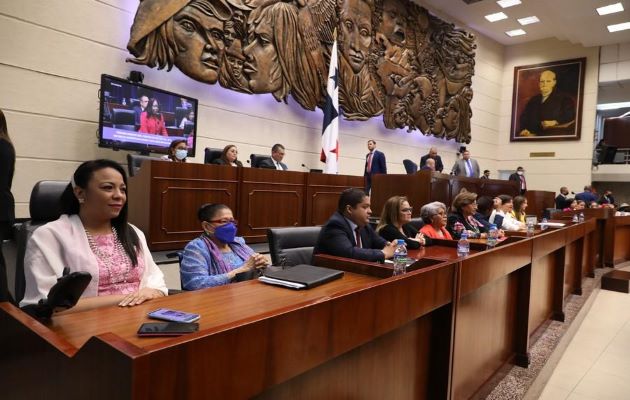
left=489, top=195, right=525, bottom=232
left=21, top=159, right=167, bottom=311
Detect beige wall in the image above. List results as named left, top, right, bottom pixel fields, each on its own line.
left=497, top=38, right=600, bottom=194
left=0, top=1, right=597, bottom=218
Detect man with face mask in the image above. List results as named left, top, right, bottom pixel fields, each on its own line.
left=180, top=203, right=268, bottom=290
left=508, top=166, right=527, bottom=195
left=555, top=187, right=572, bottom=210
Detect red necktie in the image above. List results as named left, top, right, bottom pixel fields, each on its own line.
left=366, top=153, right=373, bottom=173
left=355, top=227, right=362, bottom=248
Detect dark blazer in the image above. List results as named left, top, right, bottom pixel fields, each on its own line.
left=419, top=154, right=444, bottom=172
left=364, top=150, right=387, bottom=176
left=0, top=139, right=15, bottom=226
left=446, top=212, right=487, bottom=240
left=377, top=223, right=433, bottom=250
left=508, top=173, right=527, bottom=195
left=258, top=158, right=288, bottom=170
left=555, top=194, right=571, bottom=210
left=313, top=212, right=387, bottom=262
left=212, top=158, right=243, bottom=167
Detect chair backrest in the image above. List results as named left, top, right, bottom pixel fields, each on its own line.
left=407, top=218, right=424, bottom=231
left=111, top=108, right=136, bottom=130
left=15, top=181, right=69, bottom=304
left=403, top=159, right=418, bottom=174
left=126, top=153, right=161, bottom=177
left=543, top=208, right=560, bottom=220
left=267, top=226, right=322, bottom=267
left=250, top=153, right=273, bottom=168
left=204, top=147, right=224, bottom=164
left=175, top=107, right=189, bottom=127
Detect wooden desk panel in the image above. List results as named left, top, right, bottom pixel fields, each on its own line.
left=526, top=190, right=556, bottom=219
left=371, top=172, right=431, bottom=218
left=613, top=216, right=630, bottom=265
left=305, top=173, right=363, bottom=226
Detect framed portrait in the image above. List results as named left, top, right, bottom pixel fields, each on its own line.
left=510, top=58, right=586, bottom=142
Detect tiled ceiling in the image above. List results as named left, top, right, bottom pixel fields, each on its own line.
left=420, top=0, right=630, bottom=47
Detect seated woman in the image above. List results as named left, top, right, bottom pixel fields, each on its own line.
left=179, top=110, right=195, bottom=129
left=563, top=199, right=578, bottom=212
left=489, top=195, right=525, bottom=231
left=212, top=144, right=243, bottom=167
left=447, top=191, right=488, bottom=239
left=419, top=201, right=452, bottom=240
left=21, top=159, right=167, bottom=310
left=513, top=195, right=528, bottom=223
left=180, top=203, right=267, bottom=290
left=376, top=196, right=429, bottom=249
left=139, top=98, right=168, bottom=136
left=161, top=139, right=188, bottom=162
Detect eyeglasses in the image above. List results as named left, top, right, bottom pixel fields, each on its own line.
left=401, top=208, right=413, bottom=213
left=207, top=218, right=237, bottom=225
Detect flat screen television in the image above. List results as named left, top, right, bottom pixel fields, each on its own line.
left=98, top=74, right=198, bottom=156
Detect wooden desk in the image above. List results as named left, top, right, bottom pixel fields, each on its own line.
left=0, top=223, right=598, bottom=399
left=611, top=216, right=630, bottom=265
left=128, top=161, right=363, bottom=249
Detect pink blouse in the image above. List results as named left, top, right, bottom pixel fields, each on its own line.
left=92, top=233, right=144, bottom=296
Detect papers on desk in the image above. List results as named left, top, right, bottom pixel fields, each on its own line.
left=258, top=276, right=306, bottom=289
left=538, top=222, right=565, bottom=227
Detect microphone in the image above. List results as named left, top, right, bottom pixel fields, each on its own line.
left=301, top=163, right=309, bottom=171
left=246, top=159, right=251, bottom=164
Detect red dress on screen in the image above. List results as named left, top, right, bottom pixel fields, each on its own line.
left=139, top=112, right=168, bottom=136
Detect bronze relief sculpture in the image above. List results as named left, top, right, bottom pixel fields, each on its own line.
left=128, top=0, right=476, bottom=143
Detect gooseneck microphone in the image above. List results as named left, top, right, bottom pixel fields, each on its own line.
left=301, top=163, right=310, bottom=171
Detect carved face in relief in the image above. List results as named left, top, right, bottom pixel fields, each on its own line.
left=381, top=0, right=407, bottom=46
left=243, top=12, right=282, bottom=94
left=173, top=5, right=226, bottom=84
left=340, top=0, right=372, bottom=74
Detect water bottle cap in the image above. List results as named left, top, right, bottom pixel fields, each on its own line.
left=397, top=239, right=405, bottom=245
left=490, top=224, right=497, bottom=229
left=460, top=231, right=468, bottom=238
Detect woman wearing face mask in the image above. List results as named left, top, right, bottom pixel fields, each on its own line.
left=180, top=203, right=267, bottom=290
left=162, top=139, right=188, bottom=163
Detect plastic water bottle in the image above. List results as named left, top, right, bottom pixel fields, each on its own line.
left=541, top=218, right=548, bottom=231
left=572, top=214, right=579, bottom=223
left=486, top=224, right=498, bottom=249
left=393, top=239, right=408, bottom=276
left=121, top=97, right=126, bottom=106
left=457, top=232, right=470, bottom=257
left=578, top=212, right=585, bottom=223
left=526, top=220, right=535, bottom=236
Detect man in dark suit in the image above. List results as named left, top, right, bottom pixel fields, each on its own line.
left=508, top=166, right=527, bottom=195
left=133, top=95, right=149, bottom=126
left=313, top=188, right=396, bottom=262
left=555, top=187, right=571, bottom=209
left=364, top=139, right=386, bottom=194
left=451, top=150, right=480, bottom=178
left=419, top=147, right=444, bottom=172
left=259, top=143, right=288, bottom=170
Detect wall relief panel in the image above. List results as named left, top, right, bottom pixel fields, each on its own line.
left=128, top=0, right=476, bottom=143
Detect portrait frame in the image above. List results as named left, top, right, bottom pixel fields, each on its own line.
left=510, top=57, right=586, bottom=142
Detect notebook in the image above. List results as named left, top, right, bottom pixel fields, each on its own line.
left=258, top=264, right=344, bottom=290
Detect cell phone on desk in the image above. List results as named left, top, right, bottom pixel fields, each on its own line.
left=148, top=308, right=200, bottom=323
left=137, top=322, right=199, bottom=337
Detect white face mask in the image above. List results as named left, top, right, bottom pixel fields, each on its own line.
left=175, top=149, right=188, bottom=160
left=517, top=171, right=524, bottom=176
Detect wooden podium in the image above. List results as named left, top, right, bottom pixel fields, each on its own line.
left=127, top=161, right=363, bottom=250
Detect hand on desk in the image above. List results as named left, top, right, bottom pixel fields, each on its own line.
left=410, top=232, right=426, bottom=246
left=382, top=241, right=397, bottom=259
left=119, top=288, right=165, bottom=307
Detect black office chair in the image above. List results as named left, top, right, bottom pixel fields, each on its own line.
left=543, top=208, right=560, bottom=220
left=204, top=147, right=224, bottom=164
left=250, top=153, right=273, bottom=168
left=403, top=159, right=418, bottom=174
left=407, top=218, right=424, bottom=231
left=175, top=107, right=189, bottom=128
left=267, top=226, right=322, bottom=267
left=111, top=108, right=136, bottom=131
left=126, top=153, right=162, bottom=177
left=14, top=181, right=69, bottom=304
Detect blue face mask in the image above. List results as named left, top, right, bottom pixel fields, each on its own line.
left=175, top=149, right=188, bottom=160
left=212, top=222, right=237, bottom=243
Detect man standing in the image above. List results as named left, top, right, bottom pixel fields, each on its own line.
left=313, top=188, right=396, bottom=262
left=419, top=147, right=444, bottom=172
left=451, top=150, right=480, bottom=178
left=518, top=70, right=576, bottom=137
left=364, top=139, right=386, bottom=194
left=481, top=170, right=491, bottom=179
left=555, top=187, right=571, bottom=209
left=599, top=190, right=615, bottom=206
left=508, top=166, right=527, bottom=195
left=575, top=185, right=598, bottom=204
left=260, top=143, right=288, bottom=170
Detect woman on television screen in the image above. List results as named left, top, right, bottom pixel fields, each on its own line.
left=139, top=98, right=168, bottom=136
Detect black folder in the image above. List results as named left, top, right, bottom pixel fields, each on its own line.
left=260, top=264, right=344, bottom=289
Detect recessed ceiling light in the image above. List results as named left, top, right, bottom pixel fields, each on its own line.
left=597, top=3, right=624, bottom=16
left=497, top=0, right=521, bottom=8
left=505, top=29, right=526, bottom=37
left=485, top=12, right=508, bottom=22
left=518, top=16, right=540, bottom=25
left=608, top=22, right=630, bottom=32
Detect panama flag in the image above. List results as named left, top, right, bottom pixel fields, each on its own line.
left=320, top=39, right=339, bottom=174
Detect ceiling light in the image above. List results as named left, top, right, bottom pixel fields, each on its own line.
left=505, top=29, right=526, bottom=37
left=497, top=0, right=521, bottom=8
left=597, top=3, right=624, bottom=16
left=597, top=102, right=630, bottom=111
left=608, top=22, right=630, bottom=32
left=485, top=12, right=508, bottom=22
left=518, top=16, right=540, bottom=25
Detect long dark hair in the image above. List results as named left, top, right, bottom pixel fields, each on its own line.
left=0, top=109, right=12, bottom=144
left=60, top=159, right=140, bottom=266
left=220, top=144, right=238, bottom=164
left=145, top=98, right=161, bottom=118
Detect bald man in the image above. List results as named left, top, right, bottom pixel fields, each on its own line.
left=518, top=70, right=576, bottom=137
left=419, top=147, right=444, bottom=172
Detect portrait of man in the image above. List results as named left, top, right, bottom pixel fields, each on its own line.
left=510, top=58, right=585, bottom=141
